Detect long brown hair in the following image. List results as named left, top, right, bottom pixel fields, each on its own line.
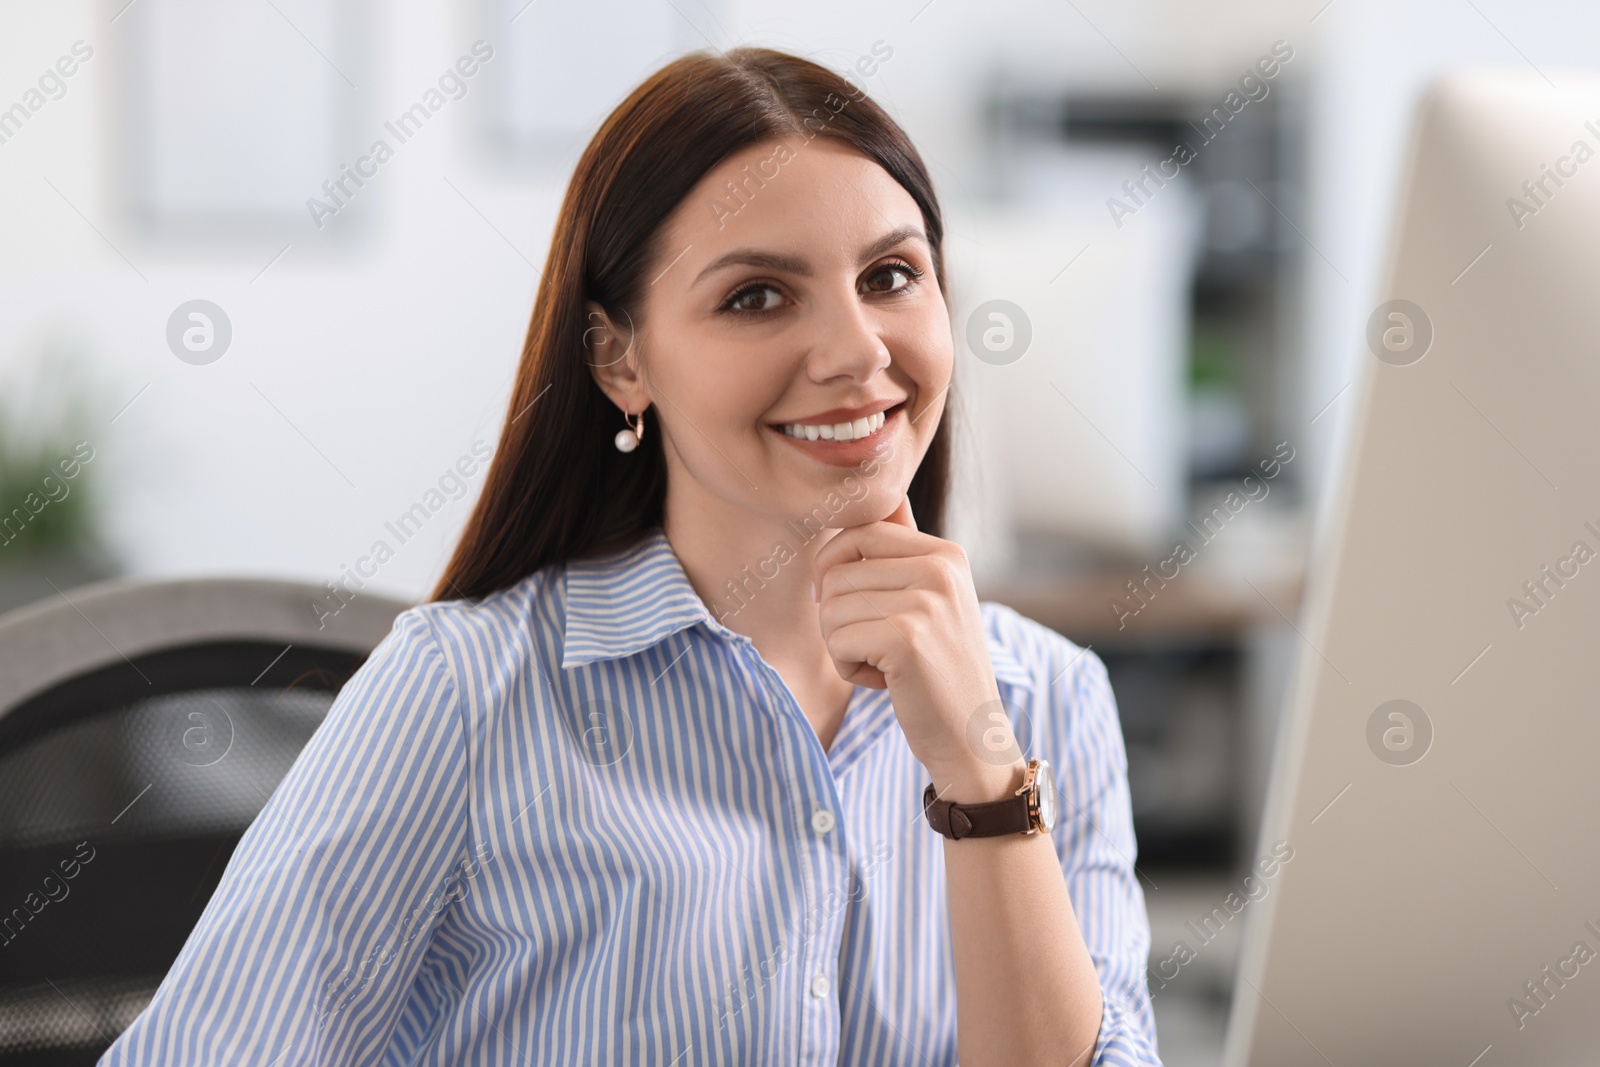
left=430, top=46, right=954, bottom=604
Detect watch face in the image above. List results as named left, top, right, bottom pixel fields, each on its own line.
left=1034, top=760, right=1057, bottom=832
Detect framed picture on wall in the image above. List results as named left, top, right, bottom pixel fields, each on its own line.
left=115, top=0, right=367, bottom=242
left=482, top=0, right=706, bottom=172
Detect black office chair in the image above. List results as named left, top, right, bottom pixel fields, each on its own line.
left=0, top=578, right=408, bottom=1066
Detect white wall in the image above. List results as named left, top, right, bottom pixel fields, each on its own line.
left=11, top=0, right=1591, bottom=605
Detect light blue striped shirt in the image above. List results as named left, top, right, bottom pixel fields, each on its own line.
left=102, top=526, right=1161, bottom=1065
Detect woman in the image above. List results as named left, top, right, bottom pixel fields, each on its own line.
left=104, top=47, right=1161, bottom=1066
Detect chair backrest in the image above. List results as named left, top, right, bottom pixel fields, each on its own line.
left=0, top=578, right=408, bottom=1065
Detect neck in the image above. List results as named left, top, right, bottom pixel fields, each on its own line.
left=662, top=494, right=840, bottom=654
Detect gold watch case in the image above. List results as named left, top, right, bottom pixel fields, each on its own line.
left=1020, top=757, right=1057, bottom=833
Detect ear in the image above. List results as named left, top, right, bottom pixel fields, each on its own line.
left=583, top=300, right=649, bottom=413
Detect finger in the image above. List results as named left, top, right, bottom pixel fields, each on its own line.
left=823, top=617, right=906, bottom=679
left=819, top=590, right=935, bottom=641
left=813, top=518, right=929, bottom=577
left=840, top=662, right=888, bottom=690
left=816, top=556, right=934, bottom=602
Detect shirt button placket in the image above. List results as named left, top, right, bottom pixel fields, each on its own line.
left=742, top=647, right=846, bottom=1064
left=803, top=797, right=845, bottom=1066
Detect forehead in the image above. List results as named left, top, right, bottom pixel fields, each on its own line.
left=657, top=136, right=925, bottom=266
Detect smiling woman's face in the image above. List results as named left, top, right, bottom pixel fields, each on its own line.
left=591, top=135, right=951, bottom=532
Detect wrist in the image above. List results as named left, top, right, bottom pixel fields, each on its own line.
left=925, top=755, right=1027, bottom=806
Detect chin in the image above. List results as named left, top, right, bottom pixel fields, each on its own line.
left=779, top=483, right=903, bottom=535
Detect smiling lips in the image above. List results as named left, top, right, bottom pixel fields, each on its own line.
left=777, top=409, right=887, bottom=442
left=770, top=398, right=905, bottom=442
left=768, top=400, right=904, bottom=466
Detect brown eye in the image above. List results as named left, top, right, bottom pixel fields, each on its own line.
left=862, top=262, right=920, bottom=294
left=724, top=283, right=784, bottom=313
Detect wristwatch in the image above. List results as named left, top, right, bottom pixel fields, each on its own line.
left=923, top=757, right=1057, bottom=840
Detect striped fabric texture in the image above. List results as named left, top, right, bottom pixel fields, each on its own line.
left=101, top=525, right=1162, bottom=1065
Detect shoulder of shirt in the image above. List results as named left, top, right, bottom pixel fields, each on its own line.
left=978, top=601, right=1125, bottom=780
left=979, top=598, right=1108, bottom=695
left=378, top=565, right=564, bottom=699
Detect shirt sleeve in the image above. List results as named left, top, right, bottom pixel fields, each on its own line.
left=99, top=608, right=473, bottom=1066
left=1049, top=643, right=1164, bottom=1067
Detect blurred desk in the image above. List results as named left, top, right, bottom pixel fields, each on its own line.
left=979, top=568, right=1303, bottom=643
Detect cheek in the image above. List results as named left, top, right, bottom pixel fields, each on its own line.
left=891, top=322, right=954, bottom=429
left=654, top=336, right=783, bottom=442
left=897, top=305, right=954, bottom=384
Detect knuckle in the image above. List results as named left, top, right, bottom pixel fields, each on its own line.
left=899, top=608, right=930, bottom=645
left=929, top=555, right=961, bottom=594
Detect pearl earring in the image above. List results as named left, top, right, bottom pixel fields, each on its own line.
left=614, top=409, right=645, bottom=452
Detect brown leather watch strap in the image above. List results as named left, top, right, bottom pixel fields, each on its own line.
left=922, top=781, right=1034, bottom=840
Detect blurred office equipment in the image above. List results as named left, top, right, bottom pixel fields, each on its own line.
left=951, top=175, right=1198, bottom=562
left=0, top=579, right=405, bottom=1064
left=1228, top=69, right=1600, bottom=1064
left=965, top=75, right=1307, bottom=875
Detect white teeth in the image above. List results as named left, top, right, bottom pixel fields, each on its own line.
left=780, top=409, right=887, bottom=442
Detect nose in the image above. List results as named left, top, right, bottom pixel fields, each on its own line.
left=805, top=288, right=892, bottom=384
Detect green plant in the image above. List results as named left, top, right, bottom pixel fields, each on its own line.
left=0, top=335, right=110, bottom=560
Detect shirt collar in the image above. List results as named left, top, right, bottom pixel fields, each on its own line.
left=560, top=525, right=1036, bottom=694
left=561, top=526, right=721, bottom=669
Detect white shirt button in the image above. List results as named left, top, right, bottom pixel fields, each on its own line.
left=811, top=809, right=835, bottom=834
left=810, top=973, right=830, bottom=997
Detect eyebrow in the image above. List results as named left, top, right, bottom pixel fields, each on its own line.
left=691, top=224, right=928, bottom=285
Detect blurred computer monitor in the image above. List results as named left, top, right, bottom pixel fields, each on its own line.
left=1226, top=69, right=1600, bottom=1064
